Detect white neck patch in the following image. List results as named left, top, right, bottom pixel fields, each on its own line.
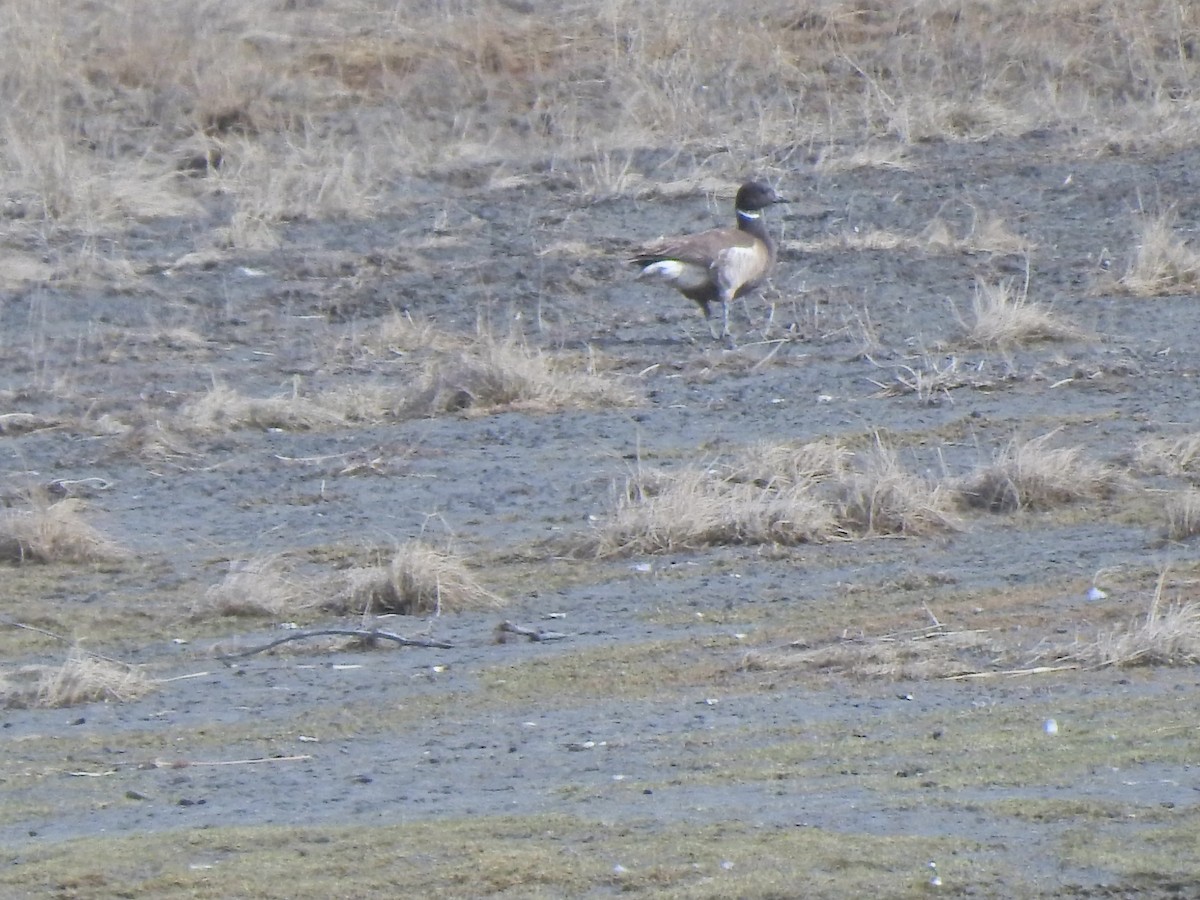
left=737, top=209, right=762, bottom=220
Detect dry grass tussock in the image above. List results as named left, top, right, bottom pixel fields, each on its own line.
left=835, top=443, right=961, bottom=536
left=585, top=466, right=838, bottom=557
left=177, top=383, right=347, bottom=433
left=1164, top=489, right=1200, bottom=542
left=0, top=649, right=154, bottom=709
left=3, top=0, right=1197, bottom=239
left=175, top=337, right=632, bottom=433
left=1062, top=575, right=1200, bottom=668
left=1134, top=433, right=1200, bottom=478
left=405, top=340, right=636, bottom=416
left=0, top=494, right=126, bottom=564
left=807, top=214, right=1033, bottom=258
left=582, top=440, right=958, bottom=556
left=956, top=431, right=1122, bottom=513
left=193, top=556, right=320, bottom=620
left=331, top=543, right=504, bottom=616
left=1118, top=212, right=1200, bottom=296
left=956, top=280, right=1085, bottom=349
left=742, top=627, right=1003, bottom=680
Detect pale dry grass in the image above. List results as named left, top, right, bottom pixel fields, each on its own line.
left=1118, top=212, right=1200, bottom=296
left=727, top=439, right=851, bottom=489
left=585, top=466, right=837, bottom=558
left=332, top=543, right=504, bottom=616
left=923, top=215, right=1035, bottom=256
left=406, top=340, right=637, bottom=416
left=193, top=556, right=319, bottom=620
left=868, top=353, right=996, bottom=406
left=956, top=432, right=1122, bottom=512
left=1134, top=433, right=1200, bottom=478
left=742, top=628, right=1001, bottom=680
left=216, top=136, right=383, bottom=249
left=0, top=649, right=155, bottom=709
left=583, top=440, right=958, bottom=556
left=177, top=383, right=347, bottom=433
left=815, top=143, right=914, bottom=174
left=1164, top=489, right=1200, bottom=541
left=957, top=280, right=1085, bottom=349
left=1063, top=576, right=1200, bottom=667
left=807, top=214, right=1032, bottom=259
left=3, top=0, right=1197, bottom=236
left=836, top=443, right=961, bottom=536
left=0, top=495, right=126, bottom=564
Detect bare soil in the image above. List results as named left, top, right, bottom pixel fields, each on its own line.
left=3, top=135, right=1200, bottom=897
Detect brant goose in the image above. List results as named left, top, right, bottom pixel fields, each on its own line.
left=629, top=180, right=786, bottom=345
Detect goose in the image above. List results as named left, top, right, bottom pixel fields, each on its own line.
left=629, top=180, right=786, bottom=346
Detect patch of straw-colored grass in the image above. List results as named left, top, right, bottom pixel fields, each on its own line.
left=1135, top=433, right=1200, bottom=478
left=177, top=383, right=347, bottom=433
left=815, top=143, right=914, bottom=174
left=585, top=466, right=836, bottom=558
left=193, top=556, right=320, bottom=620
left=0, top=496, right=126, bottom=564
left=1118, top=212, right=1200, bottom=296
left=956, top=432, right=1121, bottom=513
left=958, top=280, right=1084, bottom=348
left=332, top=543, right=504, bottom=616
left=742, top=627, right=1002, bottom=680
left=836, top=443, right=961, bottom=536
left=0, top=649, right=154, bottom=709
left=726, top=438, right=850, bottom=489
left=1063, top=576, right=1200, bottom=668
left=406, top=340, right=636, bottom=416
left=1164, top=489, right=1200, bottom=541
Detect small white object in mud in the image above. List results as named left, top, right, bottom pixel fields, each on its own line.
left=1044, top=718, right=1059, bottom=735
left=1085, top=586, right=1107, bottom=601
left=613, top=864, right=628, bottom=875
left=630, top=562, right=653, bottom=573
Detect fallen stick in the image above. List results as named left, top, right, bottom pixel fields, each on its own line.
left=943, top=663, right=1079, bottom=680
left=216, top=628, right=451, bottom=661
left=495, top=620, right=569, bottom=643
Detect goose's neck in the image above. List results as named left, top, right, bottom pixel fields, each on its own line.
left=736, top=208, right=775, bottom=252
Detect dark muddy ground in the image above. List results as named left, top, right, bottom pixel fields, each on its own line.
left=3, top=136, right=1200, bottom=897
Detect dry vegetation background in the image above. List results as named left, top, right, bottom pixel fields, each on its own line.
left=3, top=0, right=1200, bottom=897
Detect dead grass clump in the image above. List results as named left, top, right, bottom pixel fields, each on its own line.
left=586, top=466, right=836, bottom=558
left=835, top=444, right=960, bottom=536
left=957, top=280, right=1084, bottom=349
left=338, top=312, right=462, bottom=362
left=815, top=144, right=914, bottom=174
left=0, top=496, right=126, bottom=564
left=742, top=628, right=1001, bottom=680
left=868, top=353, right=995, bottom=406
left=1164, top=490, right=1200, bottom=541
left=334, top=543, right=503, bottom=616
left=1134, top=433, right=1200, bottom=478
left=177, top=384, right=347, bottom=433
left=407, top=341, right=635, bottom=416
left=1118, top=212, right=1200, bottom=296
left=0, top=649, right=154, bottom=709
left=194, top=557, right=319, bottom=620
left=727, top=439, right=850, bottom=489
left=956, top=432, right=1121, bottom=513
left=1065, top=578, right=1200, bottom=668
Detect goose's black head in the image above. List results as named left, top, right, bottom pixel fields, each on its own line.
left=734, top=181, right=786, bottom=214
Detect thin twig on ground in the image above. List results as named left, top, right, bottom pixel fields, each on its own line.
left=216, top=628, right=452, bottom=661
